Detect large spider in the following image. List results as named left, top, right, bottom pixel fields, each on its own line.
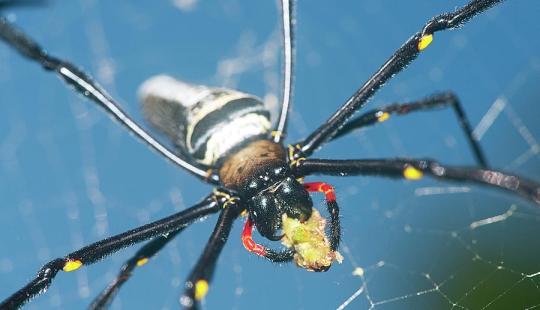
left=3, top=0, right=538, bottom=305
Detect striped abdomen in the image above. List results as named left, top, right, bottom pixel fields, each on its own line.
left=139, top=75, right=271, bottom=167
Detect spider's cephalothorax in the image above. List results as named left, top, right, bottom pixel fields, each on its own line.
left=140, top=76, right=314, bottom=242
left=219, top=139, right=313, bottom=240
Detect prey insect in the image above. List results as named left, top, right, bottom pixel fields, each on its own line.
left=1, top=0, right=539, bottom=309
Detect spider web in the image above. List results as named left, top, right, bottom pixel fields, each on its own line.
left=0, top=1, right=539, bottom=309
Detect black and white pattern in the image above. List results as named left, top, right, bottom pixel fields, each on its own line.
left=139, top=75, right=271, bottom=166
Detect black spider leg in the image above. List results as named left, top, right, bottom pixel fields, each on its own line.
left=330, top=92, right=488, bottom=168
left=0, top=16, right=219, bottom=184
left=179, top=199, right=244, bottom=310
left=88, top=229, right=182, bottom=310
left=0, top=193, right=224, bottom=310
left=293, top=159, right=540, bottom=205
left=292, top=0, right=504, bottom=159
left=271, top=0, right=295, bottom=144
left=0, top=0, right=48, bottom=10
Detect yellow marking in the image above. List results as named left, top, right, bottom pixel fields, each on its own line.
left=290, top=156, right=306, bottom=170
left=136, top=258, right=149, bottom=266
left=377, top=112, right=390, bottom=122
left=270, top=131, right=284, bottom=138
left=205, top=169, right=214, bottom=180
left=63, top=260, right=83, bottom=272
left=213, top=189, right=230, bottom=199
left=403, top=167, right=423, bottom=180
left=288, top=145, right=295, bottom=159
left=418, top=34, right=433, bottom=50
left=240, top=209, right=248, bottom=216
left=222, top=197, right=240, bottom=209
left=194, top=280, right=209, bottom=300
left=287, top=144, right=302, bottom=160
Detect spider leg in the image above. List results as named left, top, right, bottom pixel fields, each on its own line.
left=0, top=193, right=223, bottom=310
left=293, top=158, right=540, bottom=205
left=241, top=217, right=295, bottom=262
left=88, top=229, right=183, bottom=310
left=271, top=0, right=295, bottom=144
left=303, top=182, right=340, bottom=252
left=0, top=15, right=218, bottom=183
left=180, top=199, right=243, bottom=310
left=293, top=0, right=504, bottom=159
left=330, top=92, right=487, bottom=168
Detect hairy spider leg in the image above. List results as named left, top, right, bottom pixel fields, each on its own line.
left=0, top=14, right=218, bottom=183
left=271, top=0, right=295, bottom=144
left=302, top=182, right=341, bottom=251
left=0, top=194, right=224, bottom=310
left=292, top=0, right=505, bottom=160
left=179, top=200, right=244, bottom=309
left=294, top=159, right=540, bottom=205
left=88, top=229, right=182, bottom=310
left=330, top=92, right=488, bottom=168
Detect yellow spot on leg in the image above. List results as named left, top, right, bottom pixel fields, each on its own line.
left=377, top=112, right=390, bottom=122
left=136, top=258, right=149, bottom=266
left=404, top=167, right=423, bottom=180
left=195, top=280, right=209, bottom=300
left=63, top=260, right=83, bottom=272
left=270, top=131, right=284, bottom=138
left=418, top=34, right=433, bottom=50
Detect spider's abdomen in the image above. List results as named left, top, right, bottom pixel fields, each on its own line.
left=138, top=75, right=271, bottom=166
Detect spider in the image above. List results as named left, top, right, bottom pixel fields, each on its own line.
left=1, top=0, right=539, bottom=309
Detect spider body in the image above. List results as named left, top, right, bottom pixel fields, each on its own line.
left=140, top=75, right=315, bottom=245
left=219, top=139, right=313, bottom=241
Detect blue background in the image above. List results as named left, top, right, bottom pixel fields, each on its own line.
left=1, top=1, right=540, bottom=309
